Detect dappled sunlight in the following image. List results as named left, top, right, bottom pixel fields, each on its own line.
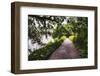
left=28, top=15, right=88, bottom=60
left=28, top=35, right=53, bottom=52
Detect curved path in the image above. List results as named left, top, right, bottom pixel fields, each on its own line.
left=49, top=38, right=80, bottom=59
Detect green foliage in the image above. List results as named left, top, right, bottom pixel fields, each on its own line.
left=80, top=49, right=88, bottom=58
left=52, top=24, right=74, bottom=39
left=69, top=35, right=75, bottom=42
left=69, top=17, right=88, bottom=58
left=53, top=17, right=88, bottom=58
left=60, top=36, right=67, bottom=40
left=28, top=37, right=66, bottom=60
left=28, top=15, right=66, bottom=44
left=28, top=16, right=88, bottom=60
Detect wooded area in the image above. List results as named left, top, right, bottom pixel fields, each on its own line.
left=28, top=15, right=88, bottom=60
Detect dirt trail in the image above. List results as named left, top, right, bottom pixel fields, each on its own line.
left=49, top=38, right=80, bottom=59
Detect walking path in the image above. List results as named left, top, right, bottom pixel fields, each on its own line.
left=49, top=38, right=80, bottom=59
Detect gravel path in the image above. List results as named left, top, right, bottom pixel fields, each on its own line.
left=49, top=38, right=80, bottom=59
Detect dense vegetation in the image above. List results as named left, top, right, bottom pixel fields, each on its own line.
left=29, top=36, right=66, bottom=60
left=28, top=15, right=88, bottom=60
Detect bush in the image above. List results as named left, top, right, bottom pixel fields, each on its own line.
left=60, top=36, right=66, bottom=40
left=69, top=35, right=75, bottom=42
left=28, top=36, right=66, bottom=60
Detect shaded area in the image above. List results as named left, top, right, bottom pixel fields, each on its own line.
left=28, top=15, right=88, bottom=60
left=28, top=36, right=66, bottom=60
left=49, top=38, right=80, bottom=59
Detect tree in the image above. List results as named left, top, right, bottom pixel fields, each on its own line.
left=28, top=15, right=67, bottom=45
left=67, top=17, right=88, bottom=57
left=28, top=15, right=88, bottom=59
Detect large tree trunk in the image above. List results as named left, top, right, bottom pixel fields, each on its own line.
left=49, top=38, right=80, bottom=59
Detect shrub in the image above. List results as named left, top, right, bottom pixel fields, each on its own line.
left=28, top=36, right=66, bottom=60
left=69, top=35, right=75, bottom=42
